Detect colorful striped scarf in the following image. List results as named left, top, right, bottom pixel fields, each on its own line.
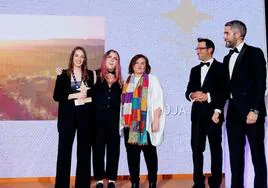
left=121, top=73, right=149, bottom=145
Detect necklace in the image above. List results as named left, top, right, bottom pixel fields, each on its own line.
left=72, top=70, right=82, bottom=89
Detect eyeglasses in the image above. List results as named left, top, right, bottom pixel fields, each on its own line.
left=195, top=47, right=208, bottom=51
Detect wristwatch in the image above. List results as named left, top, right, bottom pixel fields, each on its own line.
left=250, top=109, right=259, bottom=115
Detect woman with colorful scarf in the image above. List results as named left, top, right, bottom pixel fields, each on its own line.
left=120, top=54, right=165, bottom=188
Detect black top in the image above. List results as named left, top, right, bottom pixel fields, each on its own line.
left=53, top=69, right=95, bottom=131
left=94, top=77, right=122, bottom=112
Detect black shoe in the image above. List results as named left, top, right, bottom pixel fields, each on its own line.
left=192, top=184, right=205, bottom=188
left=108, top=182, right=116, bottom=188
left=208, top=176, right=221, bottom=188
left=149, top=182, right=156, bottom=188
left=131, top=182, right=139, bottom=188
left=96, top=182, right=104, bottom=188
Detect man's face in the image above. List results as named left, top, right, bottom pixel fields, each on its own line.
left=196, top=41, right=211, bottom=61
left=224, top=26, right=238, bottom=48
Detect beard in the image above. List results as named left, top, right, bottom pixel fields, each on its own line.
left=225, top=39, right=237, bottom=48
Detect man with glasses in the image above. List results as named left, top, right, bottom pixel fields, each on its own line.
left=223, top=20, right=267, bottom=188
left=185, top=38, right=226, bottom=188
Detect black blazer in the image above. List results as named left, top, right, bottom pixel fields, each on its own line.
left=223, top=43, right=267, bottom=120
left=185, top=59, right=226, bottom=122
left=53, top=69, right=95, bottom=131
left=223, top=44, right=266, bottom=120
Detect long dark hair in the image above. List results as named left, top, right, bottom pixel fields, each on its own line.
left=67, top=46, right=89, bottom=81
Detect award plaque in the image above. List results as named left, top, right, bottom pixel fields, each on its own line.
left=74, top=82, right=92, bottom=106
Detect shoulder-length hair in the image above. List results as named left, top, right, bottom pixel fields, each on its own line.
left=100, top=49, right=123, bottom=87
left=128, top=54, right=151, bottom=74
left=67, top=46, right=88, bottom=81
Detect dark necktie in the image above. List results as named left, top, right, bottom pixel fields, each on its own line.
left=200, top=62, right=210, bottom=67
left=229, top=48, right=239, bottom=55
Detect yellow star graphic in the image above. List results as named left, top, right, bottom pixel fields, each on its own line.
left=162, top=0, right=212, bottom=34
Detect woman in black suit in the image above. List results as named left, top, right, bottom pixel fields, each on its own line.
left=53, top=46, right=95, bottom=188
left=93, top=49, right=123, bottom=188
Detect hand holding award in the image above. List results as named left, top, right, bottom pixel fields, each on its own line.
left=74, top=82, right=92, bottom=106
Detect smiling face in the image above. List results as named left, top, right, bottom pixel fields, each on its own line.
left=133, top=57, right=146, bottom=76
left=105, top=52, right=119, bottom=72
left=196, top=41, right=212, bottom=62
left=73, top=49, right=85, bottom=68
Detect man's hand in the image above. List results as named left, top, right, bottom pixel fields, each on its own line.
left=212, top=111, right=220, bottom=124
left=191, top=91, right=208, bottom=102
left=246, top=111, right=258, bottom=124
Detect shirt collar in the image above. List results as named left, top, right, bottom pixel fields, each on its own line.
left=235, top=42, right=244, bottom=52
left=201, top=58, right=214, bottom=65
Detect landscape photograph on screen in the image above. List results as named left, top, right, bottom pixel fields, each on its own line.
left=0, top=15, right=105, bottom=120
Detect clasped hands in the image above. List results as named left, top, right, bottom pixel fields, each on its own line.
left=191, top=91, right=208, bottom=102
left=191, top=91, right=221, bottom=124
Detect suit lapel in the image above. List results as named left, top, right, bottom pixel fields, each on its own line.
left=224, top=55, right=231, bottom=81
left=197, top=65, right=202, bottom=88
left=231, top=44, right=247, bottom=81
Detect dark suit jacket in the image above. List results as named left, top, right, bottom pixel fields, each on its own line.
left=53, top=69, right=95, bottom=131
left=223, top=43, right=267, bottom=120
left=185, top=59, right=226, bottom=122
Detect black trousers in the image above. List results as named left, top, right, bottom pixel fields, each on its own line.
left=55, top=106, right=92, bottom=188
left=93, top=109, right=120, bottom=181
left=191, top=113, right=222, bottom=188
left=226, top=100, right=267, bottom=188
left=124, top=128, right=158, bottom=184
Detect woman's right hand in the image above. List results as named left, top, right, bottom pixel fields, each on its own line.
left=56, top=67, right=63, bottom=75
left=76, top=91, right=87, bottom=99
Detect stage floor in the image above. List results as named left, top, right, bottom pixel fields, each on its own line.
left=0, top=178, right=225, bottom=188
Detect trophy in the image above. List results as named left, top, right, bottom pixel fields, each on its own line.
left=74, top=81, right=92, bottom=106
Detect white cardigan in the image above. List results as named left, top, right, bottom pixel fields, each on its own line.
left=120, top=74, right=165, bottom=147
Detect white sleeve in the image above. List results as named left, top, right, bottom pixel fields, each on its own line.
left=150, top=75, right=165, bottom=112
left=147, top=75, right=165, bottom=146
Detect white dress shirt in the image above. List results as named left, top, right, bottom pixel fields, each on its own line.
left=229, top=42, right=244, bottom=99
left=201, top=58, right=213, bottom=86
left=190, top=58, right=221, bottom=113
left=229, top=42, right=244, bottom=79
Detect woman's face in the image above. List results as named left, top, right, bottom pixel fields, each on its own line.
left=105, top=52, right=118, bottom=71
left=133, top=57, right=146, bottom=75
left=73, top=49, right=85, bottom=68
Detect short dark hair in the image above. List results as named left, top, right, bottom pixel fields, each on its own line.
left=197, top=37, right=215, bottom=54
left=128, top=54, right=151, bottom=74
left=225, top=20, right=247, bottom=39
